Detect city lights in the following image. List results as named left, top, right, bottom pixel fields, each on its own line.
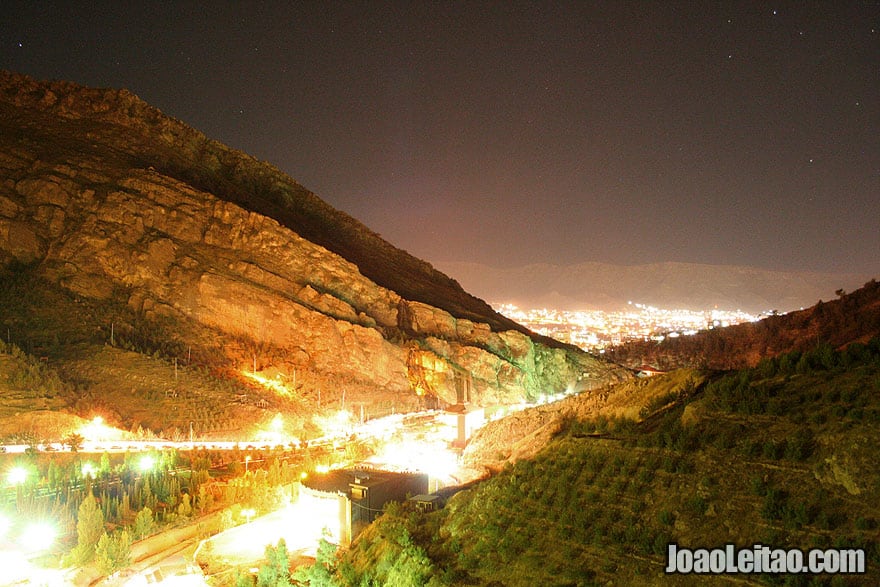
left=270, top=413, right=283, bottom=433
left=495, top=303, right=762, bottom=351
left=255, top=412, right=292, bottom=445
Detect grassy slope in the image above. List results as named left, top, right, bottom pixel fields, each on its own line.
left=335, top=341, right=880, bottom=586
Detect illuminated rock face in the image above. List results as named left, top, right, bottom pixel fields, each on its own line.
left=0, top=71, right=629, bottom=405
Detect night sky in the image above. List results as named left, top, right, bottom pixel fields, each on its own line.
left=2, top=2, right=878, bottom=275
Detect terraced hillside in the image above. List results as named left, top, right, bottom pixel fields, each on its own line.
left=320, top=339, right=880, bottom=586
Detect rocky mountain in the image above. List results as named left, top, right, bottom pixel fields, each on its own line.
left=605, top=278, right=880, bottom=371
left=436, top=260, right=872, bottom=313
left=0, top=71, right=627, bottom=437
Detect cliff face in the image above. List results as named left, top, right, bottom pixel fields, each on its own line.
left=0, top=71, right=627, bottom=411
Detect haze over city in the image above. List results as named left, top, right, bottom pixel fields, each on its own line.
left=3, top=1, right=878, bottom=278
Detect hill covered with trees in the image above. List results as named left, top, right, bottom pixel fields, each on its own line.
left=301, top=339, right=880, bottom=586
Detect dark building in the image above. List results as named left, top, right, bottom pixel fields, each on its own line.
left=301, top=468, right=428, bottom=544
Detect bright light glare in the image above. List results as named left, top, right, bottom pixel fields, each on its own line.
left=367, top=440, right=459, bottom=482
left=314, top=410, right=353, bottom=438
left=79, top=416, right=122, bottom=443
left=81, top=462, right=96, bottom=478
left=21, top=521, right=57, bottom=551
left=7, top=467, right=27, bottom=485
left=138, top=455, right=155, bottom=472
left=204, top=490, right=339, bottom=564
left=0, top=513, right=10, bottom=539
left=255, top=412, right=289, bottom=445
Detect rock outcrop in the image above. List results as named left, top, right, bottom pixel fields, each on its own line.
left=0, top=71, right=628, bottom=409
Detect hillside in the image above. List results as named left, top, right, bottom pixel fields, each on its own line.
left=436, top=260, right=871, bottom=314
left=606, top=279, right=880, bottom=371
left=0, top=72, right=531, bottom=336
left=325, top=339, right=880, bottom=586
left=0, top=71, right=628, bottom=439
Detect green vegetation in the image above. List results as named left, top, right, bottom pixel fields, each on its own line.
left=303, top=340, right=880, bottom=585
left=4, top=442, right=309, bottom=581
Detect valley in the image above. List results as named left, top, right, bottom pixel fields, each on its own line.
left=0, top=72, right=876, bottom=586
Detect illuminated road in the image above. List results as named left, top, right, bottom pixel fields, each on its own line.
left=0, top=409, right=466, bottom=458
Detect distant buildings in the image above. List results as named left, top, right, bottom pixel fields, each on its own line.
left=495, top=303, right=760, bottom=352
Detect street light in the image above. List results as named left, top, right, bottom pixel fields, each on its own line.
left=245, top=455, right=251, bottom=474
left=81, top=462, right=96, bottom=478
left=21, top=521, right=57, bottom=552
left=138, top=455, right=155, bottom=473
left=7, top=467, right=27, bottom=486
left=242, top=508, right=255, bottom=524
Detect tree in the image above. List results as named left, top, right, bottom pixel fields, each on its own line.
left=63, top=432, right=84, bottom=453
left=94, top=530, right=132, bottom=575
left=177, top=493, right=193, bottom=517
left=68, top=492, right=104, bottom=565
left=257, top=539, right=291, bottom=587
left=100, top=451, right=111, bottom=475
left=196, top=484, right=213, bottom=514
left=133, top=506, right=155, bottom=539
left=293, top=538, right=340, bottom=586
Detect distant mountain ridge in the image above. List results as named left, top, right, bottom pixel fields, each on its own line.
left=436, top=260, right=873, bottom=314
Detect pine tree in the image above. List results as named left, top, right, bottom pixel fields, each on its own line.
left=94, top=530, right=132, bottom=575
left=69, top=492, right=104, bottom=565
left=177, top=493, right=193, bottom=517
left=133, top=506, right=155, bottom=539
left=100, top=452, right=111, bottom=475
left=293, top=538, right=340, bottom=586
left=257, top=539, right=291, bottom=587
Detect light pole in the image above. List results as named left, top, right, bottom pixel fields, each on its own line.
left=245, top=455, right=251, bottom=474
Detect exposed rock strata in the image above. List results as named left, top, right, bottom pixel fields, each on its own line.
left=0, top=71, right=629, bottom=406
